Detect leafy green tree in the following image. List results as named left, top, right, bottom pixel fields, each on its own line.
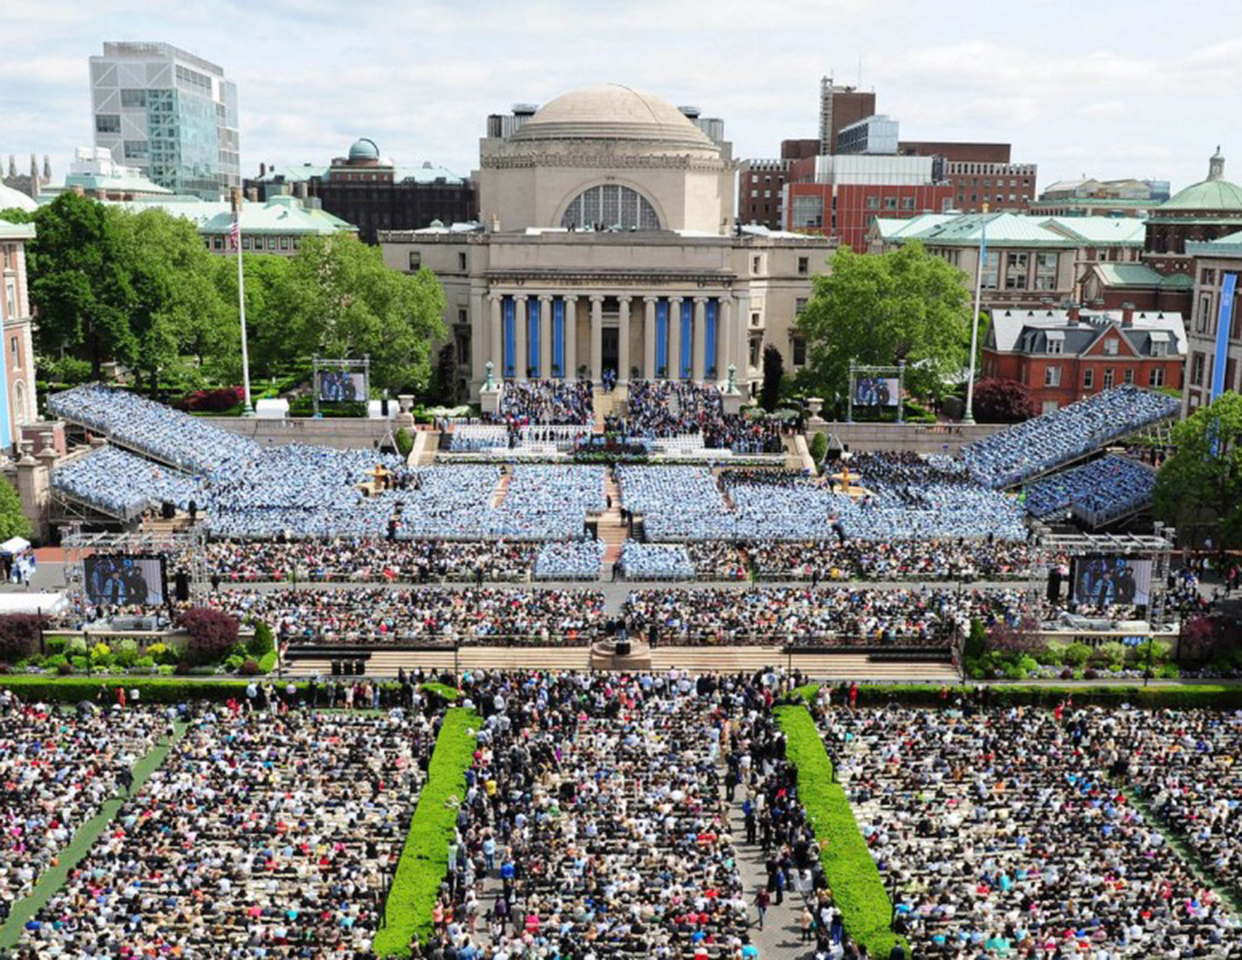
left=283, top=234, right=446, bottom=392
left=760, top=345, right=784, bottom=412
left=1153, top=392, right=1242, bottom=552
left=796, top=241, right=972, bottom=402
left=0, top=477, right=31, bottom=542
left=428, top=343, right=458, bottom=405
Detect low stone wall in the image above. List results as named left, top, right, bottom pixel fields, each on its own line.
left=807, top=420, right=1011, bottom=455
left=199, top=416, right=397, bottom=450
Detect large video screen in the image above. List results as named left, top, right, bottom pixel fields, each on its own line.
left=317, top=371, right=366, bottom=403
left=853, top=377, right=900, bottom=407
left=1071, top=555, right=1152, bottom=607
left=84, top=554, right=166, bottom=606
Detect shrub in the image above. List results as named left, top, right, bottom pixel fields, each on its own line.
left=43, top=654, right=68, bottom=670
left=181, top=386, right=243, bottom=413
left=45, top=636, right=68, bottom=656
left=395, top=426, right=414, bottom=458
left=90, top=642, right=112, bottom=667
left=1063, top=643, right=1092, bottom=667
left=1016, top=655, right=1039, bottom=675
left=114, top=638, right=140, bottom=668
left=257, top=650, right=279, bottom=674
left=65, top=636, right=88, bottom=657
left=965, top=618, right=987, bottom=661
left=1097, top=642, right=1128, bottom=669
left=1084, top=668, right=1099, bottom=680
left=178, top=608, right=240, bottom=666
left=972, top=378, right=1035, bottom=423
left=809, top=432, right=828, bottom=467
left=239, top=659, right=262, bottom=676
left=1059, top=668, right=1074, bottom=680
left=57, top=661, right=73, bottom=675
left=156, top=665, right=175, bottom=677
left=0, top=614, right=47, bottom=663
left=247, top=622, right=275, bottom=659
left=70, top=656, right=88, bottom=672
left=224, top=654, right=245, bottom=672
left=134, top=656, right=156, bottom=669
left=1037, top=643, right=1065, bottom=667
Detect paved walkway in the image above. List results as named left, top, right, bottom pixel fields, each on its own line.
left=0, top=717, right=187, bottom=949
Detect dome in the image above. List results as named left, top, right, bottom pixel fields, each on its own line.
left=1159, top=178, right=1242, bottom=212
left=512, top=85, right=715, bottom=149
left=347, top=138, right=381, bottom=162
left=0, top=182, right=38, bottom=213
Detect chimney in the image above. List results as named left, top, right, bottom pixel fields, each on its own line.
left=29, top=154, right=37, bottom=179
left=246, top=187, right=259, bottom=202
left=294, top=181, right=308, bottom=200
left=1067, top=303, right=1080, bottom=322
left=72, top=185, right=86, bottom=197
left=259, top=162, right=267, bottom=177
left=6, top=155, right=14, bottom=178
left=42, top=155, right=50, bottom=181
left=1121, top=302, right=1135, bottom=327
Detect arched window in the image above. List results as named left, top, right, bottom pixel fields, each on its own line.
left=561, top=185, right=660, bottom=231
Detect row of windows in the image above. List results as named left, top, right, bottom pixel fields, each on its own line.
left=409, top=251, right=469, bottom=272
left=208, top=235, right=298, bottom=251
left=1043, top=365, right=1164, bottom=388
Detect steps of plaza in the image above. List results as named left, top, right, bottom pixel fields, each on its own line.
left=283, top=646, right=958, bottom=681
left=489, top=470, right=512, bottom=507
left=598, top=474, right=627, bottom=575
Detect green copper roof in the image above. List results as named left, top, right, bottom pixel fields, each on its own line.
left=1093, top=263, right=1194, bottom=289
left=890, top=211, right=1075, bottom=247
left=0, top=218, right=36, bottom=240
left=1157, top=177, right=1242, bottom=212
left=1041, top=216, right=1145, bottom=245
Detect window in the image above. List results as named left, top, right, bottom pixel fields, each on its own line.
left=95, top=114, right=120, bottom=133
left=1152, top=339, right=1167, bottom=357
left=120, top=88, right=147, bottom=108
left=1034, top=276, right=1057, bottom=290
left=123, top=140, right=149, bottom=160
left=1007, top=252, right=1028, bottom=269
left=1044, top=365, right=1062, bottom=387
left=1046, top=338, right=1062, bottom=355
left=3, top=284, right=14, bottom=321
left=458, top=308, right=468, bottom=326
left=1197, top=294, right=1212, bottom=333
left=883, top=197, right=897, bottom=210
left=458, top=252, right=467, bottom=271
left=1083, top=368, right=1094, bottom=389
left=1149, top=368, right=1166, bottom=388
left=981, top=251, right=999, bottom=290
left=1202, top=268, right=1216, bottom=285
left=749, top=334, right=762, bottom=367
left=560, top=183, right=660, bottom=230
left=1042, top=400, right=1060, bottom=415
left=1103, top=368, right=1115, bottom=388
left=279, top=237, right=290, bottom=251
left=752, top=256, right=762, bottom=274
left=1037, top=252, right=1057, bottom=270
left=901, top=197, right=915, bottom=211
left=1103, top=338, right=1118, bottom=355
left=1124, top=368, right=1134, bottom=385
left=791, top=195, right=823, bottom=229
left=8, top=336, right=15, bottom=362
left=1006, top=273, right=1028, bottom=290
left=792, top=337, right=807, bottom=366
left=212, top=237, right=223, bottom=250
left=797, top=256, right=809, bottom=275
left=750, top=312, right=761, bottom=327
left=408, top=251, right=421, bottom=271
left=1192, top=352, right=1205, bottom=385
left=795, top=298, right=808, bottom=315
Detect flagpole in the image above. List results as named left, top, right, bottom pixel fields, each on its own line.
left=963, top=202, right=988, bottom=424
left=232, top=188, right=254, bottom=416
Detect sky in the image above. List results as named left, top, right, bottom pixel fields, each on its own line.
left=3, top=0, right=1239, bottom=195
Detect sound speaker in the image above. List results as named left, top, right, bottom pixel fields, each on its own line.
left=174, top=571, right=190, bottom=602
left=615, top=640, right=632, bottom=657
left=161, top=501, right=176, bottom=520
left=1046, top=569, right=1062, bottom=602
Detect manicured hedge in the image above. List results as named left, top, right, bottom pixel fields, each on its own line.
left=796, top=682, right=1242, bottom=710
left=0, top=676, right=292, bottom=702
left=420, top=681, right=460, bottom=702
left=776, top=704, right=905, bottom=958
left=373, top=707, right=479, bottom=957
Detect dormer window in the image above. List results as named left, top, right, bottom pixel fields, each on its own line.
left=1103, top=338, right=1119, bottom=355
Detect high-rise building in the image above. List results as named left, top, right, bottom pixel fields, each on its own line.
left=818, top=77, right=875, bottom=155
left=89, top=42, right=239, bottom=200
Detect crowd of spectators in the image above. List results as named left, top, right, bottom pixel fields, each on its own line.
left=20, top=708, right=438, bottom=958
left=533, top=540, right=605, bottom=580
left=204, top=539, right=537, bottom=584
left=961, top=385, right=1179, bottom=489
left=52, top=446, right=202, bottom=520
left=621, top=586, right=1019, bottom=646
left=207, top=586, right=606, bottom=645
left=619, top=541, right=696, bottom=580
left=493, top=380, right=595, bottom=426
left=1023, top=456, right=1156, bottom=524
left=816, top=700, right=1242, bottom=957
left=748, top=539, right=1037, bottom=582
left=687, top=542, right=748, bottom=580
left=620, top=381, right=787, bottom=453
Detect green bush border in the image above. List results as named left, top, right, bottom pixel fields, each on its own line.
left=794, top=682, right=1242, bottom=710
left=776, top=704, right=905, bottom=957
left=373, top=707, right=479, bottom=956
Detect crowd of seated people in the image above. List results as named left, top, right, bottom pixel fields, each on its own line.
left=619, top=541, right=696, bottom=580
left=207, top=586, right=607, bottom=646
left=492, top=379, right=595, bottom=426
left=52, top=445, right=202, bottom=519
left=204, top=538, right=537, bottom=583
left=620, top=381, right=788, bottom=452
left=748, top=539, right=1037, bottom=582
left=425, top=670, right=755, bottom=959
left=533, top=540, right=605, bottom=580
left=621, top=586, right=1020, bottom=646
left=686, top=541, right=748, bottom=580
left=815, top=700, right=1242, bottom=958
left=20, top=708, right=438, bottom=958
left=1023, top=455, right=1156, bottom=523
left=961, top=385, right=1179, bottom=489
left=0, top=695, right=160, bottom=916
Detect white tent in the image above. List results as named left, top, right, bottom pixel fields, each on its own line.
left=0, top=537, right=30, bottom=555
left=0, top=591, right=68, bottom=616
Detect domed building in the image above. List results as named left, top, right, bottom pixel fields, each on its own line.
left=380, top=85, right=831, bottom=402
left=1144, top=148, right=1242, bottom=274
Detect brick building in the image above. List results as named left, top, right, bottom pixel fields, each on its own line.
left=898, top=141, right=1036, bottom=213
left=0, top=213, right=38, bottom=446
left=982, top=306, right=1186, bottom=414
left=1182, top=230, right=1242, bottom=415
left=818, top=78, right=875, bottom=155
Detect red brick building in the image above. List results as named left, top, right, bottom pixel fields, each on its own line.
left=785, top=180, right=954, bottom=252
left=981, top=305, right=1185, bottom=414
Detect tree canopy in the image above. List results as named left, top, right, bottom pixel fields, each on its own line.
left=1153, top=392, right=1242, bottom=551
left=760, top=345, right=784, bottom=413
left=0, top=477, right=31, bottom=542
left=796, top=241, right=974, bottom=402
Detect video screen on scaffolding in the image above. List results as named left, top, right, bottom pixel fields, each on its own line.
left=84, top=554, right=167, bottom=606
left=1070, top=555, right=1152, bottom=607
left=317, top=370, right=366, bottom=403
left=853, top=376, right=900, bottom=407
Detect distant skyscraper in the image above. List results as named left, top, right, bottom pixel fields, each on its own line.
left=89, top=42, right=239, bottom=200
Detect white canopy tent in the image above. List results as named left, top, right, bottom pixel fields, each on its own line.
left=0, top=537, right=30, bottom=555
left=0, top=591, right=68, bottom=617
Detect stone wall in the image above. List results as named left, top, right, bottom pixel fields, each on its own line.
left=807, top=420, right=1011, bottom=455
left=199, top=417, right=397, bottom=450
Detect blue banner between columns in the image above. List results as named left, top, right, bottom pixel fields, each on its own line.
left=656, top=300, right=669, bottom=377
left=553, top=299, right=565, bottom=378
left=705, top=299, right=718, bottom=379
left=680, top=306, right=693, bottom=380
left=527, top=298, right=540, bottom=378
left=502, top=297, right=516, bottom=378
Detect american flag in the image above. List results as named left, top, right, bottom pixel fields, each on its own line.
left=229, top=213, right=240, bottom=251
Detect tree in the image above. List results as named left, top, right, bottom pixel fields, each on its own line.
left=972, top=378, right=1035, bottom=423
left=0, top=614, right=45, bottom=662
left=178, top=607, right=240, bottom=666
left=0, top=477, right=31, bottom=542
left=796, top=242, right=972, bottom=402
left=1153, top=392, right=1242, bottom=552
left=282, top=235, right=446, bottom=393
left=760, top=345, right=784, bottom=412
left=428, top=343, right=458, bottom=405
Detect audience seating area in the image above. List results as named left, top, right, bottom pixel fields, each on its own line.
left=1024, top=455, right=1156, bottom=525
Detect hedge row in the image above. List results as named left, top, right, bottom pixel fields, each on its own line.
left=373, top=708, right=479, bottom=957
left=795, top=682, right=1242, bottom=710
left=0, top=676, right=459, bottom=705
left=776, top=704, right=905, bottom=958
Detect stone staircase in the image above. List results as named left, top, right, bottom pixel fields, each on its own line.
left=598, top=473, right=627, bottom=577
left=284, top=646, right=594, bottom=677
left=489, top=469, right=512, bottom=507
left=145, top=514, right=197, bottom=536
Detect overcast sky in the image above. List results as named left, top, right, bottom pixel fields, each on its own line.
left=3, top=0, right=1238, bottom=194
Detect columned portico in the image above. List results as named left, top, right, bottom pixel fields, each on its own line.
left=692, top=297, right=707, bottom=382
left=564, top=296, right=578, bottom=378
left=538, top=296, right=553, bottom=382
left=643, top=297, right=657, bottom=378
left=668, top=297, right=684, bottom=382
left=514, top=294, right=529, bottom=381
left=589, top=295, right=604, bottom=381
left=618, top=296, right=632, bottom=384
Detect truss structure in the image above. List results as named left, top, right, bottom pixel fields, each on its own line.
left=61, top=523, right=210, bottom=608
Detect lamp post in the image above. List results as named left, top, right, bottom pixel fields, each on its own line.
left=963, top=203, right=989, bottom=424
left=232, top=188, right=255, bottom=417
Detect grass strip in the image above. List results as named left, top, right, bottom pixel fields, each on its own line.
left=776, top=703, right=906, bottom=958
left=0, top=720, right=187, bottom=949
left=373, top=707, right=480, bottom=957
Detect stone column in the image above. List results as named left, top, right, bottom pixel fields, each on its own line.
left=618, top=295, right=632, bottom=384
left=734, top=292, right=750, bottom=393
left=717, top=295, right=733, bottom=379
left=668, top=297, right=684, bottom=381
left=514, top=294, right=529, bottom=381
left=489, top=293, right=502, bottom=375
left=539, top=295, right=553, bottom=381
left=470, top=286, right=488, bottom=388
left=692, top=296, right=707, bottom=382
left=564, top=296, right=579, bottom=379
left=590, top=295, right=604, bottom=382
left=643, top=297, right=658, bottom=379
